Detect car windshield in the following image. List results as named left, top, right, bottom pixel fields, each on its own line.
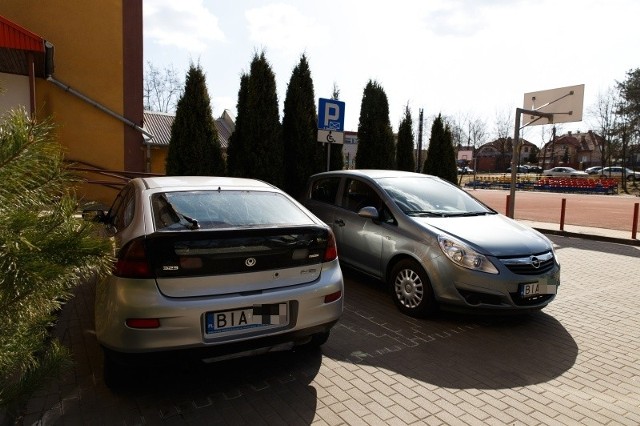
left=376, top=176, right=494, bottom=217
left=152, top=190, right=312, bottom=230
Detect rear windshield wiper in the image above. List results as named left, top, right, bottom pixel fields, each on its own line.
left=160, top=195, right=200, bottom=230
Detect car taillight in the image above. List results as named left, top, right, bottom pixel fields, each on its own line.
left=126, top=318, right=160, bottom=329
left=114, top=238, right=154, bottom=278
left=323, top=230, right=338, bottom=262
left=324, top=290, right=342, bottom=304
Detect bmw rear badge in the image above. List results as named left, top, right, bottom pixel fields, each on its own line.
left=245, top=257, right=256, bottom=267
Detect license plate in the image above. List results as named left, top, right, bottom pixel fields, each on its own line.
left=519, top=282, right=557, bottom=298
left=205, top=303, right=288, bottom=335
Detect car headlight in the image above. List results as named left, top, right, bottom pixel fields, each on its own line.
left=438, top=235, right=499, bottom=274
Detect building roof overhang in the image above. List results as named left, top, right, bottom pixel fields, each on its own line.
left=0, top=14, right=50, bottom=77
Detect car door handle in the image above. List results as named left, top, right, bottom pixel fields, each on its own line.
left=334, top=219, right=345, bottom=227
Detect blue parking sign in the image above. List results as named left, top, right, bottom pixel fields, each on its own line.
left=318, top=98, right=345, bottom=131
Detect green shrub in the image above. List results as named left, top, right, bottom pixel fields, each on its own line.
left=0, top=110, right=113, bottom=423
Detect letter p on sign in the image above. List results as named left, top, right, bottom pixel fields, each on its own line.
left=325, top=103, right=340, bottom=127
left=318, top=98, right=345, bottom=132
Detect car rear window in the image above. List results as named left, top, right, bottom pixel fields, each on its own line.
left=152, top=190, right=312, bottom=230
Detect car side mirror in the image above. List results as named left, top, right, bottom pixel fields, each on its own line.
left=358, top=206, right=379, bottom=220
left=82, top=208, right=108, bottom=223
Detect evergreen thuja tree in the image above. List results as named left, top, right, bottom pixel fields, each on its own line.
left=355, top=80, right=395, bottom=169
left=241, top=52, right=283, bottom=187
left=226, top=73, right=249, bottom=177
left=165, top=63, right=225, bottom=176
left=0, top=110, right=112, bottom=422
left=396, top=105, right=416, bottom=172
left=442, top=125, right=458, bottom=183
left=282, top=54, right=320, bottom=198
left=422, top=114, right=457, bottom=184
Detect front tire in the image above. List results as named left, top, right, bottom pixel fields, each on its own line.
left=389, top=259, right=437, bottom=318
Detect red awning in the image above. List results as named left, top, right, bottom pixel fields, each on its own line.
left=0, top=15, right=45, bottom=52
left=0, top=14, right=48, bottom=76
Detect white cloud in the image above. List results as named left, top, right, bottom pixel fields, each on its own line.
left=144, top=0, right=225, bottom=53
left=245, top=3, right=330, bottom=55
left=143, top=0, right=640, bottom=139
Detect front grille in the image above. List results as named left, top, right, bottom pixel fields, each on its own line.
left=500, top=251, right=555, bottom=276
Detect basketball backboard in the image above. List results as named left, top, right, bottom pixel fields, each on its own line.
left=522, top=84, right=584, bottom=126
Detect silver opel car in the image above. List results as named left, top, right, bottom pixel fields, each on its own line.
left=302, top=170, right=559, bottom=317
left=87, top=176, right=343, bottom=386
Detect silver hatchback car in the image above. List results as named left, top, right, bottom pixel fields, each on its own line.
left=86, top=176, right=343, bottom=386
left=302, top=170, right=559, bottom=317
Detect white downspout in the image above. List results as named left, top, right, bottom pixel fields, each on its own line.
left=46, top=76, right=154, bottom=141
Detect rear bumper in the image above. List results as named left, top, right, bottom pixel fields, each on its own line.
left=96, top=259, right=344, bottom=353
left=103, top=321, right=337, bottom=366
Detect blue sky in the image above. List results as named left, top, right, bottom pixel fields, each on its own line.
left=143, top=0, right=640, bottom=145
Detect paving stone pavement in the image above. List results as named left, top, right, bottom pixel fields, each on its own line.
left=11, top=234, right=640, bottom=425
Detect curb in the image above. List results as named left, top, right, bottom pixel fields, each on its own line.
left=534, top=227, right=640, bottom=247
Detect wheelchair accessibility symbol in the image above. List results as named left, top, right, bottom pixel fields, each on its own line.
left=317, top=129, right=343, bottom=144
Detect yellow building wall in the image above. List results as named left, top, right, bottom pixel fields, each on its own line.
left=149, top=146, right=168, bottom=175
left=1, top=0, right=142, bottom=206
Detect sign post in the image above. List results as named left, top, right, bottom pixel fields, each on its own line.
left=317, top=98, right=345, bottom=171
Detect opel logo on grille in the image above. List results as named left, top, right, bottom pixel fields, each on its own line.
left=245, top=257, right=257, bottom=267
left=530, top=256, right=541, bottom=268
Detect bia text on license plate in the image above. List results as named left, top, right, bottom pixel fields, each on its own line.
left=519, top=282, right=556, bottom=298
left=205, top=303, right=288, bottom=335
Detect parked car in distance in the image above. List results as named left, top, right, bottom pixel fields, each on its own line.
left=542, top=167, right=589, bottom=178
left=599, top=166, right=640, bottom=181
left=84, top=176, right=344, bottom=387
left=527, top=165, right=543, bottom=173
left=506, top=165, right=530, bottom=173
left=301, top=170, right=560, bottom=318
left=585, top=166, right=603, bottom=175
left=457, top=166, right=474, bottom=174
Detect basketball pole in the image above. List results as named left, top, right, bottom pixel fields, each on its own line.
left=508, top=108, right=553, bottom=218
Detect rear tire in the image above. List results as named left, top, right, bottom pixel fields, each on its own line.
left=389, top=259, right=437, bottom=318
left=307, top=330, right=330, bottom=347
left=102, top=348, right=129, bottom=389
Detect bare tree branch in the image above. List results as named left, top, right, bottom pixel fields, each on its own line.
left=143, top=61, right=184, bottom=113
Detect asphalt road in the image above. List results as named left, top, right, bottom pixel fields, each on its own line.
left=14, top=234, right=640, bottom=425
